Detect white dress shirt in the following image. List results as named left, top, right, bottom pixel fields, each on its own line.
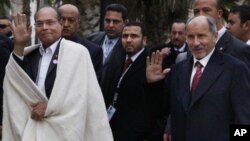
left=217, top=26, right=226, bottom=43
left=246, top=39, right=250, bottom=46
left=190, top=48, right=215, bottom=88
left=36, top=39, right=60, bottom=94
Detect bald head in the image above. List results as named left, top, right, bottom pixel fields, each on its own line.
left=58, top=4, right=80, bottom=39
left=187, top=16, right=217, bottom=34
left=35, top=6, right=60, bottom=21
left=59, top=4, right=80, bottom=18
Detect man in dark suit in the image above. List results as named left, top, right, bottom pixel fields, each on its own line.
left=58, top=4, right=103, bottom=74
left=147, top=16, right=250, bottom=141
left=102, top=22, right=153, bottom=141
left=0, top=41, right=11, bottom=139
left=87, top=3, right=128, bottom=85
left=227, top=5, right=250, bottom=45
left=151, top=19, right=188, bottom=68
left=0, top=34, right=14, bottom=52
left=193, top=0, right=250, bottom=68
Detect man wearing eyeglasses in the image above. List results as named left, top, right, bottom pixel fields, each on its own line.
left=2, top=6, right=113, bottom=141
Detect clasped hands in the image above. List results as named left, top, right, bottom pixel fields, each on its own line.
left=31, top=102, right=47, bottom=121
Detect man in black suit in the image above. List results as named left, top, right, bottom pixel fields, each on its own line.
left=227, top=5, right=250, bottom=45
left=3, top=6, right=112, bottom=141
left=103, top=22, right=152, bottom=141
left=147, top=16, right=250, bottom=141
left=0, top=34, right=14, bottom=52
left=0, top=41, right=10, bottom=139
left=58, top=4, right=103, bottom=74
left=87, top=4, right=128, bottom=86
left=193, top=0, right=250, bottom=68
left=152, top=19, right=188, bottom=68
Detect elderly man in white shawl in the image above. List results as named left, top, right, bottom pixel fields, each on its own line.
left=2, top=6, right=113, bottom=141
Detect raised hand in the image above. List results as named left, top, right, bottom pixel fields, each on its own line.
left=146, top=51, right=171, bottom=83
left=11, top=13, right=32, bottom=56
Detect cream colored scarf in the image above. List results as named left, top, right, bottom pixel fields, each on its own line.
left=2, top=39, right=113, bottom=141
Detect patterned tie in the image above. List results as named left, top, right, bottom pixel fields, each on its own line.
left=191, top=61, right=203, bottom=95
left=104, top=40, right=113, bottom=59
left=123, top=58, right=133, bottom=72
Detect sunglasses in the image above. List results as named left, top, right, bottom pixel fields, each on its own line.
left=0, top=24, right=7, bottom=29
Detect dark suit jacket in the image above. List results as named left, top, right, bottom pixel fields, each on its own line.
left=0, top=45, right=11, bottom=124
left=102, top=48, right=151, bottom=141
left=167, top=50, right=250, bottom=141
left=86, top=31, right=124, bottom=87
left=216, top=31, right=250, bottom=68
left=13, top=43, right=60, bottom=98
left=70, top=34, right=102, bottom=74
left=151, top=42, right=188, bottom=68
left=0, top=34, right=14, bottom=52
left=175, top=31, right=250, bottom=66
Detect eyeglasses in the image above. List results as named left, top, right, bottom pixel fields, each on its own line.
left=34, top=20, right=58, bottom=27
left=0, top=24, right=7, bottom=29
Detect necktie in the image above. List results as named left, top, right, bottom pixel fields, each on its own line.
left=123, top=58, right=133, bottom=72
left=191, top=61, right=203, bottom=95
left=104, top=40, right=113, bottom=58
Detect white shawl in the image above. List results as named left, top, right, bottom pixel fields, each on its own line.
left=2, top=39, right=113, bottom=141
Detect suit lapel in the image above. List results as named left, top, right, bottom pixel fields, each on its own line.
left=123, top=49, right=147, bottom=80
left=47, top=40, right=60, bottom=76
left=216, top=31, right=230, bottom=52
left=30, top=48, right=41, bottom=82
left=179, top=58, right=193, bottom=112
left=189, top=50, right=224, bottom=109
left=103, top=39, right=122, bottom=65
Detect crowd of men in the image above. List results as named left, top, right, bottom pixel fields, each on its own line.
left=0, top=0, right=250, bottom=141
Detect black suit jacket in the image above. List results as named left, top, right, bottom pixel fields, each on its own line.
left=0, top=35, right=14, bottom=52
left=70, top=34, right=102, bottom=74
left=151, top=42, right=188, bottom=68
left=13, top=43, right=60, bottom=98
left=87, top=31, right=124, bottom=87
left=216, top=31, right=250, bottom=68
left=167, top=50, right=250, bottom=141
left=102, top=48, right=151, bottom=141
left=174, top=31, right=250, bottom=66
left=0, top=45, right=11, bottom=124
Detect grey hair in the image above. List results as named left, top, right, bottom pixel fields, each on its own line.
left=187, top=16, right=217, bottom=34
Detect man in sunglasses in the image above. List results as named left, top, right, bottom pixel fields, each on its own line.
left=0, top=16, right=13, bottom=39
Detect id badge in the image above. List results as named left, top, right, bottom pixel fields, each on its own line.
left=107, top=105, right=116, bottom=121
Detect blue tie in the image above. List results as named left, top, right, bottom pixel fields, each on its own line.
left=104, top=40, right=113, bottom=59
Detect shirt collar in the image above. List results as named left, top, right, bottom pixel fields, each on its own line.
left=193, top=48, right=215, bottom=68
left=246, top=39, right=250, bottom=46
left=217, top=26, right=226, bottom=42
left=39, top=38, right=61, bottom=55
left=126, top=48, right=145, bottom=62
left=104, top=35, right=119, bottom=45
left=174, top=43, right=186, bottom=52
